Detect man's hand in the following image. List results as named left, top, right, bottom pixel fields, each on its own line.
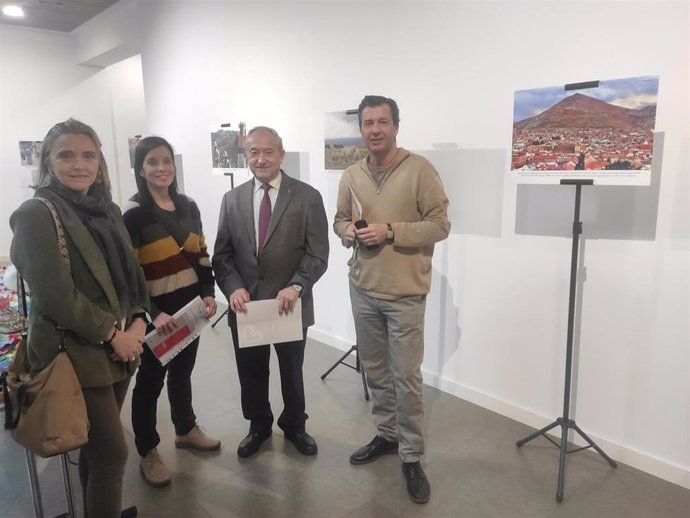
left=276, top=286, right=300, bottom=315
left=230, top=288, right=251, bottom=313
left=345, top=222, right=356, bottom=242
left=355, top=223, right=388, bottom=247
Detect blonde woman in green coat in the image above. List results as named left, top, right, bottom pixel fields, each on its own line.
left=10, top=119, right=150, bottom=518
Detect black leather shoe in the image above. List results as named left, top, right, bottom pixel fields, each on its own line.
left=284, top=431, right=318, bottom=456
left=402, top=461, right=431, bottom=504
left=237, top=431, right=271, bottom=458
left=349, top=435, right=399, bottom=465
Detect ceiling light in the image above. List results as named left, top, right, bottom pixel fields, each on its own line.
left=3, top=5, right=25, bottom=17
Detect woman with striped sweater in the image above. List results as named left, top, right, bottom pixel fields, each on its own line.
left=123, top=136, right=220, bottom=488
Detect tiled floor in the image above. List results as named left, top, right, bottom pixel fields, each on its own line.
left=1, top=321, right=688, bottom=517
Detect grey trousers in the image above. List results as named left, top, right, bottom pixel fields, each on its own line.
left=79, top=377, right=130, bottom=518
left=349, top=282, right=426, bottom=462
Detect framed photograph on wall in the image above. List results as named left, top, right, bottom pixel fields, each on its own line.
left=128, top=135, right=147, bottom=170
left=18, top=141, right=42, bottom=167
left=511, top=75, right=659, bottom=185
left=324, top=110, right=368, bottom=171
left=210, top=122, right=247, bottom=177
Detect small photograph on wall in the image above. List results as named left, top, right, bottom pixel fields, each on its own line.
left=511, top=75, right=659, bottom=186
left=128, top=135, right=146, bottom=169
left=18, top=141, right=42, bottom=167
left=325, top=111, right=368, bottom=171
left=211, top=122, right=247, bottom=176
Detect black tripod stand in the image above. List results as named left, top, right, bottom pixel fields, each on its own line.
left=321, top=345, right=369, bottom=401
left=211, top=308, right=228, bottom=328
left=516, top=179, right=617, bottom=502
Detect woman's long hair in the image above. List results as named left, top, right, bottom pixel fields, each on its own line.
left=131, top=136, right=188, bottom=214
left=36, top=118, right=111, bottom=190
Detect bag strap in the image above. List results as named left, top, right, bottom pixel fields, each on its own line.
left=1, top=372, right=15, bottom=429
left=2, top=339, right=27, bottom=430
left=34, top=197, right=70, bottom=352
left=35, top=196, right=71, bottom=274
left=17, top=273, right=28, bottom=319
left=7, top=380, right=25, bottom=430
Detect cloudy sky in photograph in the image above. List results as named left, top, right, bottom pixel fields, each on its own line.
left=325, top=111, right=360, bottom=140
left=513, top=75, right=659, bottom=123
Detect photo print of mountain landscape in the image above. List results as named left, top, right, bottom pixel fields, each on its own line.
left=511, top=75, right=659, bottom=185
left=324, top=110, right=368, bottom=171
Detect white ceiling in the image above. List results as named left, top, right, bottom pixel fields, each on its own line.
left=0, top=0, right=674, bottom=34
left=0, top=0, right=119, bottom=32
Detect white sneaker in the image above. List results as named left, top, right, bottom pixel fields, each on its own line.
left=139, top=448, right=171, bottom=487
left=175, top=425, right=221, bottom=451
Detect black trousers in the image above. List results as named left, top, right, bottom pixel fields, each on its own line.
left=229, top=318, right=308, bottom=435
left=131, top=337, right=200, bottom=457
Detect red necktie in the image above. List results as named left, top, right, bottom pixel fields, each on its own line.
left=258, top=183, right=272, bottom=253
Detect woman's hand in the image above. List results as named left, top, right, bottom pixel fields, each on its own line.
left=110, top=328, right=144, bottom=363
left=127, top=318, right=147, bottom=343
left=203, top=296, right=217, bottom=319
left=153, top=312, right=177, bottom=335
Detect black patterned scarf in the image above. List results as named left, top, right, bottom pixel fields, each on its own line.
left=42, top=176, right=145, bottom=317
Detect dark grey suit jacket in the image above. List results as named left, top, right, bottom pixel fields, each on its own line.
left=212, top=171, right=329, bottom=327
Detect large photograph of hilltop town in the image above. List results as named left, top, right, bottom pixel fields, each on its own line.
left=511, top=76, right=659, bottom=185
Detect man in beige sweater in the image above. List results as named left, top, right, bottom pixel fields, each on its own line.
left=333, top=95, right=450, bottom=504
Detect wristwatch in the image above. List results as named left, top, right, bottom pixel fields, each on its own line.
left=291, top=284, right=303, bottom=296
left=132, top=311, right=150, bottom=324
left=386, top=223, right=394, bottom=242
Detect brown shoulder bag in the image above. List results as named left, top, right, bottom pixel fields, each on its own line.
left=1, top=196, right=88, bottom=457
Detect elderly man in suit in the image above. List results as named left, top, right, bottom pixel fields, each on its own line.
left=213, top=126, right=329, bottom=458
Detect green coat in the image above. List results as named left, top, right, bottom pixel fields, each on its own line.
left=10, top=189, right=150, bottom=388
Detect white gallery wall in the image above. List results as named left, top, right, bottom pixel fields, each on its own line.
left=0, top=25, right=109, bottom=256
left=2, top=0, right=688, bottom=488
left=0, top=25, right=146, bottom=259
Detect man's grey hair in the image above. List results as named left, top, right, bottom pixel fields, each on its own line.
left=246, top=126, right=284, bottom=151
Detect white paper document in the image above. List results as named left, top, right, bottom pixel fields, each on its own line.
left=145, top=296, right=209, bottom=365
left=236, top=299, right=303, bottom=348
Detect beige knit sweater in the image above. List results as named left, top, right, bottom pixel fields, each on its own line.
left=333, top=148, right=450, bottom=299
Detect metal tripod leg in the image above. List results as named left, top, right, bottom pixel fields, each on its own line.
left=515, top=420, right=560, bottom=447
left=321, top=345, right=369, bottom=401
left=211, top=308, right=228, bottom=328
left=556, top=419, right=569, bottom=502
left=517, top=417, right=618, bottom=502
left=355, top=347, right=369, bottom=401
left=26, top=449, right=45, bottom=518
left=321, top=345, right=356, bottom=380
left=571, top=422, right=617, bottom=468
left=25, top=450, right=81, bottom=518
left=59, top=453, right=77, bottom=518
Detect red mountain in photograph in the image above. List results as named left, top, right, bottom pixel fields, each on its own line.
left=514, top=93, right=656, bottom=131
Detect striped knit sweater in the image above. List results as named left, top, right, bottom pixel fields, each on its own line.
left=122, top=197, right=215, bottom=317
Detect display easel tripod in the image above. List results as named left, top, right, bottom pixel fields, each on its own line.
left=321, top=345, right=369, bottom=401
left=516, top=179, right=617, bottom=502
